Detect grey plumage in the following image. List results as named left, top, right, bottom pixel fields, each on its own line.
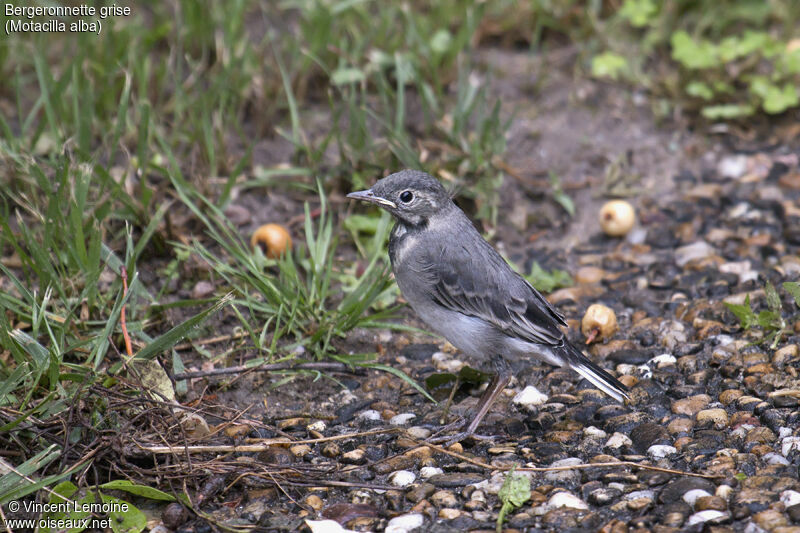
left=348, top=169, right=628, bottom=436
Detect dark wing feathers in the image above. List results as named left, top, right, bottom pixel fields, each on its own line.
left=420, top=239, right=568, bottom=347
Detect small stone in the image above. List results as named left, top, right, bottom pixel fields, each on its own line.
left=752, top=509, right=789, bottom=530
left=357, top=410, right=381, bottom=422
left=419, top=466, right=443, bottom=479
left=683, top=489, right=712, bottom=507
left=307, top=420, right=326, bottom=432
left=431, top=490, right=458, bottom=508
left=686, top=510, right=726, bottom=526
left=588, top=487, right=622, bottom=506
left=675, top=241, right=715, bottom=267
left=672, top=394, right=712, bottom=416
left=782, top=436, right=800, bottom=455
left=583, top=426, right=607, bottom=439
left=191, top=281, right=215, bottom=299
left=437, top=508, right=461, bottom=520
left=341, top=449, right=366, bottom=465
left=322, top=443, right=340, bottom=458
left=405, top=483, right=435, bottom=503
left=660, top=478, right=717, bottom=503
left=696, top=408, right=729, bottom=429
left=575, top=266, right=606, bottom=284
left=305, top=494, right=324, bottom=511
left=694, top=495, right=727, bottom=511
left=647, top=445, right=677, bottom=459
left=513, top=385, right=548, bottom=409
left=667, top=417, right=694, bottom=435
left=718, top=155, right=748, bottom=179
left=389, top=470, right=416, bottom=487
left=406, top=426, right=431, bottom=439
left=547, top=491, right=589, bottom=510
left=390, top=413, right=417, bottom=425
left=260, top=446, right=294, bottom=465
left=745, top=426, right=776, bottom=445
left=627, top=497, right=652, bottom=511
left=304, top=519, right=353, bottom=533
left=782, top=490, right=800, bottom=508
left=428, top=473, right=485, bottom=488
left=290, top=444, right=312, bottom=458
left=605, top=432, right=633, bottom=449
left=545, top=458, right=583, bottom=483
left=385, top=513, right=424, bottom=533
left=719, top=389, right=744, bottom=405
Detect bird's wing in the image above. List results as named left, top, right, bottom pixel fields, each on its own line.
left=417, top=238, right=568, bottom=347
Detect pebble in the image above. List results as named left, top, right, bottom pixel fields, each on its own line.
left=686, top=510, right=727, bottom=526
left=696, top=408, right=729, bottom=428
left=307, top=420, right=326, bottom=432
left=191, top=280, right=215, bottom=299
left=384, top=513, right=424, bottom=533
left=649, top=353, right=677, bottom=367
left=405, top=483, right=434, bottom=503
left=675, top=241, right=715, bottom=266
left=431, top=490, right=458, bottom=507
left=304, top=519, right=355, bottom=533
left=583, top=426, right=607, bottom=439
left=672, top=394, right=711, bottom=416
left=305, top=494, right=324, bottom=511
left=390, top=413, right=417, bottom=425
left=782, top=436, right=800, bottom=455
left=751, top=509, right=789, bottom=530
left=405, top=426, right=431, bottom=439
left=428, top=473, right=486, bottom=488
left=647, top=445, right=677, bottom=459
left=437, top=508, right=461, bottom=520
left=683, top=489, right=712, bottom=507
left=588, top=487, right=622, bottom=506
left=341, top=449, right=366, bottom=465
left=547, top=491, right=589, bottom=510
left=695, top=495, right=727, bottom=511
left=419, top=466, right=443, bottom=479
left=717, top=154, right=748, bottom=179
left=357, top=410, right=381, bottom=422
left=512, top=385, right=548, bottom=409
left=660, top=477, right=716, bottom=503
left=605, top=432, right=633, bottom=449
left=389, top=470, right=416, bottom=487
left=781, top=490, right=800, bottom=508
left=545, top=458, right=583, bottom=483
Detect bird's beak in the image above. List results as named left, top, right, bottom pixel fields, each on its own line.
left=346, top=189, right=397, bottom=209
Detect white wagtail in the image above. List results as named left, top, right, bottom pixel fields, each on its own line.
left=348, top=170, right=628, bottom=441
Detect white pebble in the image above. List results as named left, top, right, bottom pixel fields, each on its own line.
left=305, top=519, right=356, bottom=533
left=390, top=413, right=417, bottom=426
left=649, top=353, right=676, bottom=366
left=545, top=458, right=583, bottom=483
left=419, top=466, right=443, bottom=479
left=389, top=470, right=416, bottom=487
left=686, top=510, right=726, bottom=526
left=781, top=490, right=800, bottom=508
left=547, top=491, right=588, bottom=510
left=385, top=512, right=424, bottom=533
left=683, top=489, right=712, bottom=507
left=625, top=490, right=656, bottom=501
left=763, top=452, right=790, bottom=466
left=675, top=241, right=715, bottom=267
left=717, top=155, right=747, bottom=179
left=782, top=436, right=800, bottom=456
left=307, top=420, right=326, bottom=432
left=357, top=410, right=381, bottom=422
left=779, top=427, right=793, bottom=439
left=406, top=426, right=431, bottom=439
left=605, top=432, right=633, bottom=449
left=512, top=385, right=548, bottom=409
left=583, top=426, right=607, bottom=439
left=647, top=445, right=677, bottom=459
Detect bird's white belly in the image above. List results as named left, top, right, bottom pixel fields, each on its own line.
left=410, top=301, right=495, bottom=358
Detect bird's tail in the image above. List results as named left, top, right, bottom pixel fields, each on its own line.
left=552, top=342, right=629, bottom=403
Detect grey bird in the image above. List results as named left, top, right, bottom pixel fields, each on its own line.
left=348, top=169, right=628, bottom=441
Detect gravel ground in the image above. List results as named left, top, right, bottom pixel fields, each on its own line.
left=150, top=52, right=800, bottom=533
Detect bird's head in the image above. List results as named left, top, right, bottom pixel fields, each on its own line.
left=347, top=170, right=451, bottom=227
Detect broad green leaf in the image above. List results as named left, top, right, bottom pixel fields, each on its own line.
left=686, top=81, right=714, bottom=101
left=101, top=494, right=147, bottom=533
left=496, top=466, right=531, bottom=533
left=99, top=480, right=176, bottom=501
left=783, top=282, right=800, bottom=307
left=619, top=0, right=658, bottom=27
left=591, top=52, right=628, bottom=80
left=671, top=31, right=718, bottom=69
left=724, top=295, right=756, bottom=330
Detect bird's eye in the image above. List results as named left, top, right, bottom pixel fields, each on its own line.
left=399, top=191, right=414, bottom=203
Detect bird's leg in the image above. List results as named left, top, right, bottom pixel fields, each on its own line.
left=429, top=372, right=511, bottom=445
